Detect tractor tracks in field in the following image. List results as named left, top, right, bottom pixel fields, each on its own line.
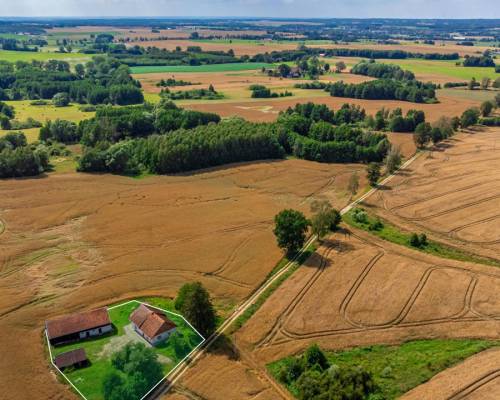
left=257, top=229, right=500, bottom=348
left=446, top=369, right=500, bottom=400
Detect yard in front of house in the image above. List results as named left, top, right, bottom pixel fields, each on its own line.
left=47, top=299, right=204, bottom=400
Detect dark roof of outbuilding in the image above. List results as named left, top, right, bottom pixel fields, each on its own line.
left=54, top=348, right=87, bottom=369
left=46, top=308, right=111, bottom=340
left=130, top=304, right=177, bottom=339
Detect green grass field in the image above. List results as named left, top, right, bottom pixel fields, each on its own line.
left=130, top=62, right=276, bottom=74
left=268, top=339, right=498, bottom=399
left=386, top=58, right=499, bottom=81
left=49, top=299, right=204, bottom=400
left=0, top=49, right=91, bottom=63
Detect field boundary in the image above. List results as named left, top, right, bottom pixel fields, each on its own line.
left=155, top=151, right=423, bottom=398
left=46, top=300, right=206, bottom=400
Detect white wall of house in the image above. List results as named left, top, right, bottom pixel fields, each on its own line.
left=78, top=324, right=112, bottom=339
left=151, top=327, right=177, bottom=346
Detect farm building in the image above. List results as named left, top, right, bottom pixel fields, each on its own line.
left=130, top=304, right=177, bottom=346
left=46, top=308, right=112, bottom=346
left=54, top=348, right=88, bottom=371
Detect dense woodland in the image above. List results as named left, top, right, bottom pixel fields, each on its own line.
left=75, top=102, right=390, bottom=175
left=0, top=131, right=49, bottom=178
left=351, top=60, right=416, bottom=81
left=0, top=58, right=143, bottom=105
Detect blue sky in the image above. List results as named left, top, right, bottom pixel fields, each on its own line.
left=1, top=0, right=499, bottom=18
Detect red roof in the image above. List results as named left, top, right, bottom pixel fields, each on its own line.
left=46, top=308, right=111, bottom=340
left=130, top=304, right=176, bottom=339
left=54, top=348, right=87, bottom=369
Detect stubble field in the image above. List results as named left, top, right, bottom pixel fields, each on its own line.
left=0, top=158, right=369, bottom=400
left=163, top=127, right=500, bottom=400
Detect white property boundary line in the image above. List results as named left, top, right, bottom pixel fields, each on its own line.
left=46, top=300, right=206, bottom=400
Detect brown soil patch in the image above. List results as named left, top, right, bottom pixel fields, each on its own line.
left=0, top=159, right=367, bottom=400
left=365, top=127, right=500, bottom=261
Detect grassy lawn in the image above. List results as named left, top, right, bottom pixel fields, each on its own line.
left=0, top=49, right=91, bottom=63
left=5, top=100, right=95, bottom=123
left=130, top=62, right=276, bottom=74
left=385, top=58, right=499, bottom=81
left=268, top=339, right=498, bottom=399
left=343, top=208, right=500, bottom=268
left=0, top=101, right=95, bottom=144
left=48, top=299, right=204, bottom=400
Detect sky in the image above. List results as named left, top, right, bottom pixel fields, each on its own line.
left=1, top=0, right=499, bottom=19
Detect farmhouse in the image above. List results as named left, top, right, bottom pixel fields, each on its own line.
left=130, top=304, right=177, bottom=346
left=46, top=308, right=112, bottom=346
left=54, top=348, right=88, bottom=371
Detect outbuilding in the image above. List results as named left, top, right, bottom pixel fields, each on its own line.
left=54, top=348, right=89, bottom=371
left=130, top=304, right=177, bottom=346
left=46, top=308, right=113, bottom=346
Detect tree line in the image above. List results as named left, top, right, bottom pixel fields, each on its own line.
left=250, top=46, right=459, bottom=64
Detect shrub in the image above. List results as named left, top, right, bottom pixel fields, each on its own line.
left=52, top=92, right=70, bottom=107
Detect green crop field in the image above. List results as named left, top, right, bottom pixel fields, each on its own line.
left=130, top=62, right=276, bottom=74
left=386, top=58, right=499, bottom=81
left=49, top=299, right=204, bottom=400
left=0, top=49, right=91, bottom=63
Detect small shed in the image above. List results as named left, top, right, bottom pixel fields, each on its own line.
left=54, top=348, right=88, bottom=370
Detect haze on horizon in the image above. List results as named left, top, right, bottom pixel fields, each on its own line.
left=1, top=0, right=500, bottom=19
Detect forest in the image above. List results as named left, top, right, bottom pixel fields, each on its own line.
left=0, top=58, right=143, bottom=105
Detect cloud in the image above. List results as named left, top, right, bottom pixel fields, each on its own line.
left=1, top=0, right=499, bottom=18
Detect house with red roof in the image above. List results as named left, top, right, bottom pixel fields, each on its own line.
left=130, top=304, right=177, bottom=346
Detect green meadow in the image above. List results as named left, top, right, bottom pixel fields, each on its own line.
left=130, top=62, right=276, bottom=74
left=0, top=49, right=91, bottom=63
left=268, top=339, right=499, bottom=400
left=386, top=58, right=499, bottom=81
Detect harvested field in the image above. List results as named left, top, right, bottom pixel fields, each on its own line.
left=163, top=226, right=500, bottom=400
left=402, top=347, right=500, bottom=400
left=0, top=159, right=368, bottom=400
left=365, top=127, right=500, bottom=262
left=134, top=69, right=370, bottom=100
left=128, top=39, right=300, bottom=56
left=161, top=128, right=500, bottom=399
left=236, top=230, right=500, bottom=364
left=128, top=39, right=490, bottom=57
left=182, top=91, right=481, bottom=123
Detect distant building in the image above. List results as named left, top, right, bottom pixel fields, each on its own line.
left=54, top=348, right=88, bottom=371
left=46, top=308, right=112, bottom=346
left=130, top=304, right=177, bottom=346
left=288, top=66, right=302, bottom=78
